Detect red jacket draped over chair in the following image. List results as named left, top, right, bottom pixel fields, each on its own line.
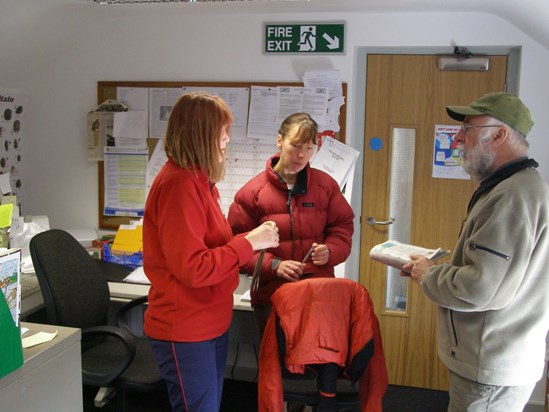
left=258, top=278, right=388, bottom=412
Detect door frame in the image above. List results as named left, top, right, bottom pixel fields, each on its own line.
left=345, top=46, right=521, bottom=280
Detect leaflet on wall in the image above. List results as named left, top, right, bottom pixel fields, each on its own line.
left=0, top=90, right=26, bottom=207
left=149, top=88, right=182, bottom=139
left=276, top=86, right=329, bottom=126
left=303, top=69, right=344, bottom=133
left=87, top=99, right=128, bottom=161
left=303, top=68, right=343, bottom=100
left=117, top=87, right=149, bottom=112
left=112, top=110, right=148, bottom=149
left=247, top=86, right=278, bottom=140
left=103, top=147, right=148, bottom=217
left=432, top=125, right=470, bottom=180
left=146, top=139, right=167, bottom=195
left=181, top=87, right=250, bottom=141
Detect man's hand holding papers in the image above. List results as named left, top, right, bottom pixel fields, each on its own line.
left=369, top=240, right=449, bottom=274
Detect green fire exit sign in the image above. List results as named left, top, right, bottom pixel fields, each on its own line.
left=264, top=23, right=345, bottom=54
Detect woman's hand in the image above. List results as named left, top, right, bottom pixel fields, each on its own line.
left=276, top=260, right=303, bottom=282
left=244, top=221, right=279, bottom=251
left=310, top=243, right=329, bottom=266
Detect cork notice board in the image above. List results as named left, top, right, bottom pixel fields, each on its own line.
left=97, top=81, right=347, bottom=230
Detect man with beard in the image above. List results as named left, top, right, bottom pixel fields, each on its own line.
left=403, top=92, right=549, bottom=412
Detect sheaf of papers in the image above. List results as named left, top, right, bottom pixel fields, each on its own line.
left=123, top=266, right=151, bottom=285
left=310, top=136, right=359, bottom=190
left=369, top=240, right=450, bottom=273
left=22, top=330, right=58, bottom=348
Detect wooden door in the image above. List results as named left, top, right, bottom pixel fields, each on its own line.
left=359, top=54, right=507, bottom=390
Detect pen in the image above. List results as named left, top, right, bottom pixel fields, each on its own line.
left=302, top=245, right=314, bottom=263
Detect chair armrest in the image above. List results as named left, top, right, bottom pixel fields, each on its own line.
left=115, top=295, right=149, bottom=335
left=81, top=325, right=137, bottom=387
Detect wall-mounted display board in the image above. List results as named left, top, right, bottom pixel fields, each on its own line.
left=97, top=81, right=347, bottom=230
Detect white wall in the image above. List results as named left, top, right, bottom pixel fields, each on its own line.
left=2, top=2, right=548, bottom=229
left=1, top=1, right=548, bottom=402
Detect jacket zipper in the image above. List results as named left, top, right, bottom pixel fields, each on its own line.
left=449, top=310, right=458, bottom=348
left=468, top=241, right=510, bottom=260
left=287, top=191, right=296, bottom=257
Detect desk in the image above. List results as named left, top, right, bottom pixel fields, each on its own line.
left=0, top=322, right=82, bottom=412
left=23, top=271, right=253, bottom=315
left=21, top=272, right=260, bottom=381
left=108, top=273, right=253, bottom=311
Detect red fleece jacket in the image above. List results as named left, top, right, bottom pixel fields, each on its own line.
left=143, top=159, right=253, bottom=342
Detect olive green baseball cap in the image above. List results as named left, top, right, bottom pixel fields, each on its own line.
left=446, top=92, right=534, bottom=136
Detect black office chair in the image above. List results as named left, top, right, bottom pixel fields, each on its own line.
left=276, top=314, right=363, bottom=411
left=29, top=229, right=164, bottom=411
left=258, top=278, right=388, bottom=412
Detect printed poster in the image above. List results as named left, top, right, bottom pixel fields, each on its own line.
left=432, top=125, right=470, bottom=180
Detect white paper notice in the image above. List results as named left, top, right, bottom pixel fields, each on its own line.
left=147, top=139, right=168, bottom=194
left=181, top=86, right=250, bottom=141
left=113, top=111, right=148, bottom=149
left=303, top=69, right=343, bottom=100
left=247, top=86, right=278, bottom=140
left=276, top=86, right=328, bottom=126
left=149, top=88, right=182, bottom=138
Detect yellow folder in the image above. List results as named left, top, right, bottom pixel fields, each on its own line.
left=111, top=224, right=143, bottom=254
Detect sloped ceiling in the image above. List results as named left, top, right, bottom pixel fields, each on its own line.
left=317, top=0, right=549, bottom=50
left=272, top=0, right=549, bottom=50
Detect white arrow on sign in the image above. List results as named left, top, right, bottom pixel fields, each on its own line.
left=322, top=33, right=340, bottom=49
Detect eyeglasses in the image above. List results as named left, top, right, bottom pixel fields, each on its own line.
left=460, top=124, right=501, bottom=134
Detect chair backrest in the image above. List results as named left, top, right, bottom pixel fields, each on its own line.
left=30, top=229, right=111, bottom=328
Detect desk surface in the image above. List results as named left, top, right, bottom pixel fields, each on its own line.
left=108, top=273, right=253, bottom=311
left=21, top=271, right=253, bottom=317
left=1, top=322, right=81, bottom=389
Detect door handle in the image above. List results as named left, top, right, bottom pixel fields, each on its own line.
left=366, top=216, right=395, bottom=226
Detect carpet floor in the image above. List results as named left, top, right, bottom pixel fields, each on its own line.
left=84, top=380, right=449, bottom=411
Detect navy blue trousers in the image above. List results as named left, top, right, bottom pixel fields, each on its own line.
left=149, top=332, right=228, bottom=412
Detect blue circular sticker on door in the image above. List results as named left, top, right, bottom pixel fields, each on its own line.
left=369, top=137, right=382, bottom=151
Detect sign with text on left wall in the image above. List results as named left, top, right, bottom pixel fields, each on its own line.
left=264, top=22, right=345, bottom=54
